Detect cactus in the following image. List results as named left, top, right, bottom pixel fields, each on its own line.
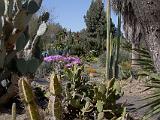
left=113, top=11, right=121, bottom=79
left=12, top=103, right=16, bottom=120
left=0, top=0, right=50, bottom=105
left=106, top=0, right=111, bottom=80
left=19, top=77, right=41, bottom=120
left=16, top=57, right=40, bottom=74
left=0, top=0, right=47, bottom=70
left=48, top=73, right=62, bottom=120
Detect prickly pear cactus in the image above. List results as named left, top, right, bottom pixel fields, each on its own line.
left=0, top=0, right=49, bottom=105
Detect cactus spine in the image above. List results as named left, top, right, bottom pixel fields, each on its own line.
left=19, top=77, right=41, bottom=120
left=48, top=74, right=62, bottom=120
left=106, top=0, right=111, bottom=80
left=12, top=103, right=16, bottom=120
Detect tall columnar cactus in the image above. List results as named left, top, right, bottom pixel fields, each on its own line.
left=48, top=73, right=62, bottom=120
left=12, top=103, right=16, bottom=120
left=113, top=11, right=121, bottom=78
left=19, top=77, right=41, bottom=120
left=106, top=0, right=111, bottom=80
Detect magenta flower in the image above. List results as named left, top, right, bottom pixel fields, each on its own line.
left=44, top=55, right=64, bottom=62
left=65, top=63, right=73, bottom=68
left=44, top=55, right=82, bottom=68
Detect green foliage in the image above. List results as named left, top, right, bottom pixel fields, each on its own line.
left=0, top=0, right=49, bottom=75
left=133, top=48, right=154, bottom=72
left=15, top=65, right=126, bottom=120
left=63, top=65, right=125, bottom=119
left=84, top=0, right=106, bottom=38
left=119, top=61, right=131, bottom=79
left=133, top=48, right=160, bottom=119
left=137, top=73, right=160, bottom=119
left=84, top=0, right=116, bottom=55
left=16, top=57, right=41, bottom=74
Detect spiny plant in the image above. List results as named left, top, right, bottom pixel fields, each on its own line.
left=0, top=0, right=49, bottom=104
left=15, top=65, right=126, bottom=120
left=48, top=73, right=62, bottom=120
left=12, top=103, right=16, bottom=120
left=63, top=65, right=125, bottom=119
left=106, top=0, right=122, bottom=80
left=113, top=10, right=121, bottom=79
left=137, top=73, right=160, bottom=119
left=106, top=0, right=111, bottom=80
left=19, top=77, right=41, bottom=120
left=81, top=78, right=124, bottom=120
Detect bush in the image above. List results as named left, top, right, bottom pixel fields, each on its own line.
left=98, top=49, right=131, bottom=67
left=119, top=61, right=131, bottom=79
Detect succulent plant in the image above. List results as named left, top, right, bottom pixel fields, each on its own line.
left=12, top=103, right=16, bottom=120
left=0, top=0, right=50, bottom=104
left=106, top=0, right=111, bottom=80
left=19, top=77, right=41, bottom=120
left=48, top=73, right=62, bottom=120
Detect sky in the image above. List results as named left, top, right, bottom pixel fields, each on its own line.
left=42, top=0, right=118, bottom=32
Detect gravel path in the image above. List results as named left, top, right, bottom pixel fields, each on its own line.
left=118, top=80, right=160, bottom=120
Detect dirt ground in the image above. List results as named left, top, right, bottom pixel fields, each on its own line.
left=0, top=79, right=157, bottom=120
left=118, top=79, right=159, bottom=120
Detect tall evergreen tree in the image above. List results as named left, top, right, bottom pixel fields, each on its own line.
left=84, top=0, right=115, bottom=54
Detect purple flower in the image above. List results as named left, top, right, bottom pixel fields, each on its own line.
left=44, top=56, right=53, bottom=62
left=65, top=63, right=73, bottom=68
left=44, top=55, right=65, bottom=62
left=72, top=59, right=81, bottom=65
left=44, top=55, right=82, bottom=67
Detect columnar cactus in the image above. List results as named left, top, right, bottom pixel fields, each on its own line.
left=113, top=11, right=121, bottom=79
left=19, top=77, right=41, bottom=120
left=106, top=0, right=111, bottom=80
left=12, top=103, right=16, bottom=120
left=48, top=73, right=62, bottom=120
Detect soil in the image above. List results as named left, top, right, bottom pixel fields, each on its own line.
left=118, top=79, right=160, bottom=120
left=0, top=78, right=157, bottom=120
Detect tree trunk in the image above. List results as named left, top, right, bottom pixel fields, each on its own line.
left=118, top=0, right=160, bottom=73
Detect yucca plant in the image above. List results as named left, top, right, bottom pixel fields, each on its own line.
left=137, top=73, right=160, bottom=119
left=129, top=47, right=160, bottom=119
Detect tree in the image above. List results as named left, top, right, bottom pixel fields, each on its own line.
left=84, top=0, right=106, bottom=38
left=84, top=0, right=108, bottom=54
left=84, top=0, right=116, bottom=54
left=111, top=0, right=160, bottom=73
